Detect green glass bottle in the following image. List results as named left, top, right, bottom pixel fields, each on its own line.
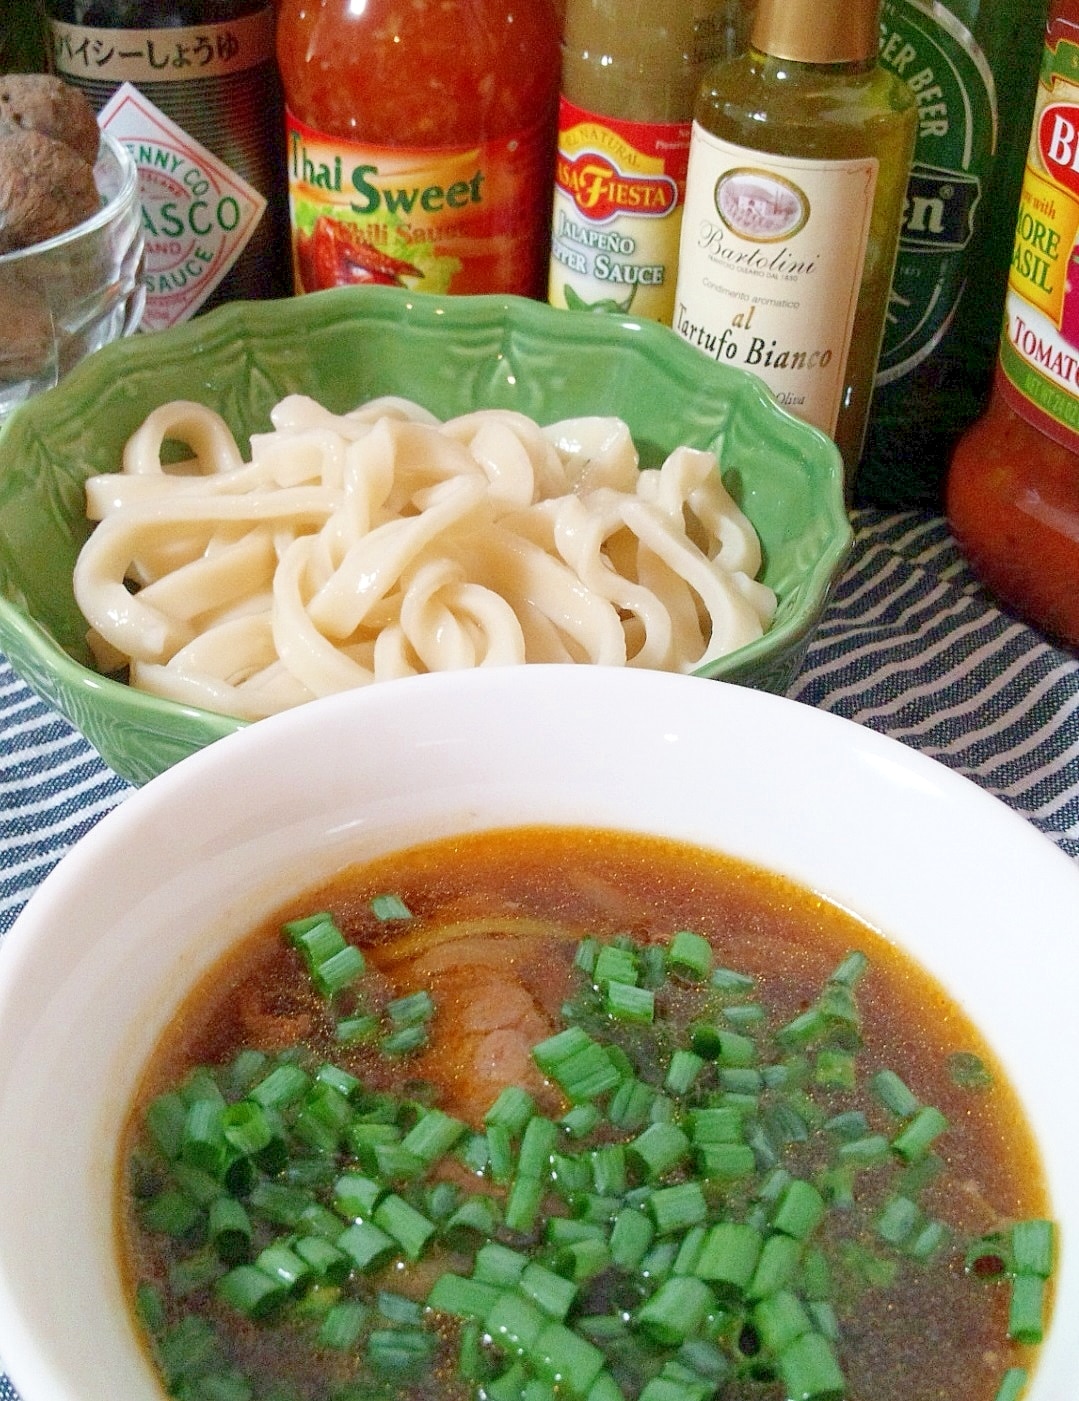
left=856, top=0, right=1050, bottom=507
left=674, top=0, right=917, bottom=484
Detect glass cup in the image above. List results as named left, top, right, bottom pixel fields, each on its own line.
left=0, top=132, right=145, bottom=422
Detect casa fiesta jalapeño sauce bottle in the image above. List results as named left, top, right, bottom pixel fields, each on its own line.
left=44, top=0, right=292, bottom=329
left=946, top=0, right=1079, bottom=650
left=275, top=0, right=561, bottom=299
left=548, top=0, right=724, bottom=325
left=673, top=0, right=917, bottom=484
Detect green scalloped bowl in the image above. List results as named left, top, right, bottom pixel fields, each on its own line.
left=0, top=286, right=850, bottom=785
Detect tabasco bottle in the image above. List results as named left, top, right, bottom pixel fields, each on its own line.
left=275, top=0, right=561, bottom=298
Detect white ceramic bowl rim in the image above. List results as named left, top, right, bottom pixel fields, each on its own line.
left=0, top=666, right=1075, bottom=1401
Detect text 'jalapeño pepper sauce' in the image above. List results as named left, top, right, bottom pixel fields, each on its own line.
left=947, top=0, right=1079, bottom=650
left=275, top=0, right=561, bottom=300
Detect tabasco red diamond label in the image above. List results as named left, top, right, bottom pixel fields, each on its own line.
left=99, top=82, right=266, bottom=331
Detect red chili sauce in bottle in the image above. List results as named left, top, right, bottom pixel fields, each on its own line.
left=275, top=0, right=562, bottom=299
left=946, top=0, right=1079, bottom=650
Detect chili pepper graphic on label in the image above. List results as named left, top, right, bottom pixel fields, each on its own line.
left=296, top=216, right=423, bottom=291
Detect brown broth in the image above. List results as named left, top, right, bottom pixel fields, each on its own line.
left=120, top=826, right=1050, bottom=1401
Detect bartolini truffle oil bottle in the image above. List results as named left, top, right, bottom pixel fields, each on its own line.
left=673, top=0, right=917, bottom=486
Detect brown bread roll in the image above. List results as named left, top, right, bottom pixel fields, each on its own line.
left=0, top=74, right=100, bottom=165
left=0, top=128, right=100, bottom=254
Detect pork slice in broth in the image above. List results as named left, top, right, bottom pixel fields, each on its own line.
left=373, top=925, right=576, bottom=1125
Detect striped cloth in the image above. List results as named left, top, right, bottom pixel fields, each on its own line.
left=0, top=509, right=1076, bottom=1396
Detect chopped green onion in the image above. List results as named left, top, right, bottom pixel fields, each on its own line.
left=753, top=1288, right=812, bottom=1353
left=336, top=1219, right=396, bottom=1271
left=216, top=1264, right=286, bottom=1320
left=828, top=951, right=868, bottom=988
left=370, top=893, right=413, bottom=921
left=649, top=1181, right=708, bottom=1235
left=771, top=1179, right=826, bottom=1241
left=1008, top=1274, right=1047, bottom=1345
left=593, top=944, right=639, bottom=987
left=994, top=1368, right=1029, bottom=1401
left=871, top=1069, right=921, bottom=1119
left=695, top=1221, right=762, bottom=1297
left=668, top=930, right=714, bottom=980
left=387, top=990, right=434, bottom=1026
left=606, top=981, right=655, bottom=1023
left=747, top=1232, right=802, bottom=1300
left=474, top=1241, right=529, bottom=1286
left=777, top=1329, right=845, bottom=1401
left=486, top=1288, right=547, bottom=1351
left=876, top=1195, right=921, bottom=1248
left=635, top=1276, right=715, bottom=1345
left=665, top=1050, right=704, bottom=1096
left=335, top=1013, right=380, bottom=1044
left=505, top=1174, right=544, bottom=1233
left=610, top=1206, right=655, bottom=1270
left=892, top=1105, right=949, bottom=1162
left=318, top=1299, right=368, bottom=1350
left=710, top=966, right=755, bottom=994
left=948, top=1051, right=994, bottom=1091
left=428, top=1272, right=501, bottom=1319
left=1012, top=1219, right=1055, bottom=1278
left=208, top=1197, right=252, bottom=1264
left=373, top=1193, right=436, bottom=1260
left=518, top=1116, right=558, bottom=1178
left=629, top=1122, right=690, bottom=1179
left=140, top=1189, right=200, bottom=1237
left=561, top=1103, right=602, bottom=1139
left=400, top=1108, right=467, bottom=1166
left=520, top=1261, right=578, bottom=1320
left=485, top=1086, right=536, bottom=1136
left=530, top=1320, right=606, bottom=1393
left=380, top=1024, right=429, bottom=1056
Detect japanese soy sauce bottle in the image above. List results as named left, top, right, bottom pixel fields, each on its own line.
left=44, top=0, right=291, bottom=328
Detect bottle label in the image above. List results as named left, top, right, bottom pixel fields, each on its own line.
left=998, top=32, right=1079, bottom=453
left=285, top=111, right=550, bottom=297
left=674, top=125, right=877, bottom=438
left=548, top=96, right=690, bottom=325
left=875, top=0, right=997, bottom=385
left=98, top=83, right=267, bottom=332
left=50, top=12, right=275, bottom=84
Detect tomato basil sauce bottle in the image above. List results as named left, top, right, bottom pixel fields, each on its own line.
left=275, top=0, right=561, bottom=298
left=946, top=0, right=1079, bottom=650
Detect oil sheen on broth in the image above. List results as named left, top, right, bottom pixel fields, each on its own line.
left=120, top=827, right=1051, bottom=1401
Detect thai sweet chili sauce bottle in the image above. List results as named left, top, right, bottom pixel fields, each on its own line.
left=275, top=0, right=562, bottom=299
left=946, top=0, right=1079, bottom=650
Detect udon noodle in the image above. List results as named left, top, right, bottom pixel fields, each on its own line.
left=73, top=395, right=777, bottom=720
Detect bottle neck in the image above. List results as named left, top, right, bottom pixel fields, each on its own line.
left=750, top=0, right=879, bottom=66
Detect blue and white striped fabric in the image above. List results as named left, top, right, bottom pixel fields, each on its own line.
left=0, top=508, right=1076, bottom=1397
left=789, top=511, right=1079, bottom=862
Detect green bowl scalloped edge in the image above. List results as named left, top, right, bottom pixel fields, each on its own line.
left=0, top=286, right=851, bottom=784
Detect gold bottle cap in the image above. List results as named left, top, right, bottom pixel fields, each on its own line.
left=750, top=0, right=879, bottom=65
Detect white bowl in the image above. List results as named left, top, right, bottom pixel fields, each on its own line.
left=0, top=665, right=1075, bottom=1401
